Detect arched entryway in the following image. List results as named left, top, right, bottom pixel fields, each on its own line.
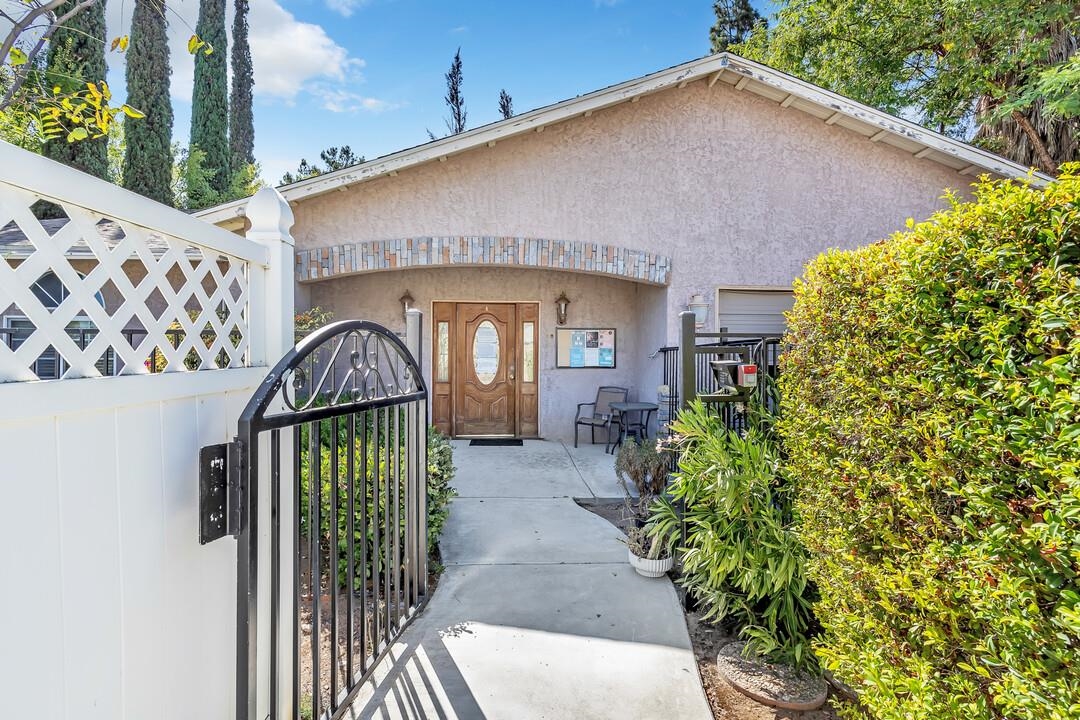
left=296, top=237, right=671, bottom=440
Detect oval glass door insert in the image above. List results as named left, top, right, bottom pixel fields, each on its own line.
left=472, top=320, right=499, bottom=384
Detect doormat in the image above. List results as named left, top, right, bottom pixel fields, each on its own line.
left=469, top=438, right=523, bottom=447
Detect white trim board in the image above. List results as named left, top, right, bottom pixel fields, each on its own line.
left=196, top=52, right=1050, bottom=229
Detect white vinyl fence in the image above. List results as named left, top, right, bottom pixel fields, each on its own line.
left=0, top=140, right=294, bottom=720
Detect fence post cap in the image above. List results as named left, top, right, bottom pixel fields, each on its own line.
left=246, top=186, right=294, bottom=241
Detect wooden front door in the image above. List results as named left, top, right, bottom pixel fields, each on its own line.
left=432, top=302, right=539, bottom=437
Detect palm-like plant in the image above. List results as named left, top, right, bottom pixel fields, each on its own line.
left=651, top=400, right=817, bottom=671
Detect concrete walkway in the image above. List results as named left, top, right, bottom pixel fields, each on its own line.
left=345, top=440, right=711, bottom=720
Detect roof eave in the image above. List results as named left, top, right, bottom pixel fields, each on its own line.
left=195, top=52, right=1050, bottom=227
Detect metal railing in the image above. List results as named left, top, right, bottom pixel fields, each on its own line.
left=657, top=313, right=783, bottom=435
left=234, top=316, right=429, bottom=720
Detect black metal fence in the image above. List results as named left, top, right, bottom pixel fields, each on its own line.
left=235, top=319, right=428, bottom=720
left=657, top=324, right=783, bottom=436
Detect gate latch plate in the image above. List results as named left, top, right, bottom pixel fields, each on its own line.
left=199, top=440, right=242, bottom=544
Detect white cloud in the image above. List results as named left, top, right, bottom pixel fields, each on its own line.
left=249, top=1, right=365, bottom=101
left=311, top=86, right=400, bottom=114
left=106, top=0, right=375, bottom=105
left=325, top=0, right=369, bottom=17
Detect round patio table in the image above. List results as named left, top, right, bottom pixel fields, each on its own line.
left=609, top=401, right=659, bottom=451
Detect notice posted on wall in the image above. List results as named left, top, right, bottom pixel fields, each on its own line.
left=556, top=328, right=616, bottom=368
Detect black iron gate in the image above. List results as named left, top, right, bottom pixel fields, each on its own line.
left=223, top=319, right=429, bottom=719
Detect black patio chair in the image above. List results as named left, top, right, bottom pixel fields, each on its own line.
left=574, top=386, right=628, bottom=453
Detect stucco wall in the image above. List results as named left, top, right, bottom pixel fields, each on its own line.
left=307, top=266, right=666, bottom=441
left=292, top=77, right=967, bottom=343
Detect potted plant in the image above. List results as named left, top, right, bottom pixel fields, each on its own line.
left=623, top=525, right=674, bottom=578
left=614, top=437, right=670, bottom=524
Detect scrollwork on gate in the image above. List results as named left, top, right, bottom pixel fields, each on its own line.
left=240, top=319, right=427, bottom=428
left=283, top=327, right=419, bottom=411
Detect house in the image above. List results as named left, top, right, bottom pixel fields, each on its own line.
left=9, top=52, right=1041, bottom=439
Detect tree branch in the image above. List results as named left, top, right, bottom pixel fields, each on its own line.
left=0, top=0, right=99, bottom=113
left=0, top=1, right=65, bottom=67
left=1011, top=109, right=1059, bottom=175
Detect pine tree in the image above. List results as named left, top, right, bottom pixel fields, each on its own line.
left=189, top=0, right=229, bottom=208
left=443, top=48, right=467, bottom=135
left=229, top=0, right=254, bottom=170
left=123, top=0, right=174, bottom=206
left=710, top=0, right=763, bottom=53
left=42, top=0, right=108, bottom=179
left=498, top=89, right=513, bottom=120
left=280, top=146, right=363, bottom=185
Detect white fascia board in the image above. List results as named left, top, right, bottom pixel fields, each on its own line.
left=195, top=52, right=1050, bottom=226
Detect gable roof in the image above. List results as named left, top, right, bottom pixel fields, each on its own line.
left=196, top=52, right=1051, bottom=229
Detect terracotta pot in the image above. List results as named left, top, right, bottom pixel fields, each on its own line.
left=628, top=548, right=674, bottom=578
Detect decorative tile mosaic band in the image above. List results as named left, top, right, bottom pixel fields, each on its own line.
left=295, top=237, right=672, bottom=286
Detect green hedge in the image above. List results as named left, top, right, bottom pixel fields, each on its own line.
left=780, top=170, right=1080, bottom=719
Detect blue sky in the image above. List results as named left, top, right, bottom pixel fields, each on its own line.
left=103, top=1, right=772, bottom=185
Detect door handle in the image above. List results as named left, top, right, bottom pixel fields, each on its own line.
left=508, top=363, right=515, bottom=381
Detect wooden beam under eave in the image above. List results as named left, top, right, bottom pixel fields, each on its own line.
left=824, top=111, right=842, bottom=125
left=708, top=71, right=723, bottom=87
left=583, top=109, right=593, bottom=118
left=779, top=94, right=795, bottom=108
left=913, top=147, right=934, bottom=159
left=487, top=140, right=496, bottom=148
left=958, top=164, right=979, bottom=175
left=734, top=76, right=750, bottom=91
left=869, top=129, right=889, bottom=142
left=677, top=80, right=689, bottom=89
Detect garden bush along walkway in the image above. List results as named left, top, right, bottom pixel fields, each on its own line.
left=345, top=439, right=711, bottom=719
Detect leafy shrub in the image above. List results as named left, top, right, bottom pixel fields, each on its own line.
left=780, top=170, right=1080, bottom=719
left=294, top=306, right=334, bottom=343
left=426, top=428, right=456, bottom=555
left=651, top=400, right=816, bottom=670
left=300, top=419, right=456, bottom=589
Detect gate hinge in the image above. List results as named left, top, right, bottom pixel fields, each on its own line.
left=198, top=439, right=244, bottom=544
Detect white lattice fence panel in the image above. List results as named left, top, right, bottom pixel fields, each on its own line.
left=0, top=184, right=252, bottom=382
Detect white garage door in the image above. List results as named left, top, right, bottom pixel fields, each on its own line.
left=716, top=289, right=793, bottom=335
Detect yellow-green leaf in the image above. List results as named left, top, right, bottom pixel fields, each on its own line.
left=67, top=127, right=89, bottom=142
left=187, top=35, right=202, bottom=54
left=121, top=104, right=145, bottom=119
left=9, top=48, right=28, bottom=66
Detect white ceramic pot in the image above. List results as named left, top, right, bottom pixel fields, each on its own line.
left=628, top=549, right=674, bottom=578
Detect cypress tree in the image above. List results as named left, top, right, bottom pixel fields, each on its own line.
left=443, top=48, right=466, bottom=135
left=498, top=89, right=513, bottom=120
left=42, top=0, right=108, bottom=179
left=229, top=0, right=254, bottom=170
left=189, top=0, right=229, bottom=207
left=123, top=0, right=174, bottom=206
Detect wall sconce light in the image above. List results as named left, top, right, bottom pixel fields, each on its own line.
left=688, top=293, right=711, bottom=329
left=555, top=292, right=571, bottom=326
left=399, top=289, right=414, bottom=320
